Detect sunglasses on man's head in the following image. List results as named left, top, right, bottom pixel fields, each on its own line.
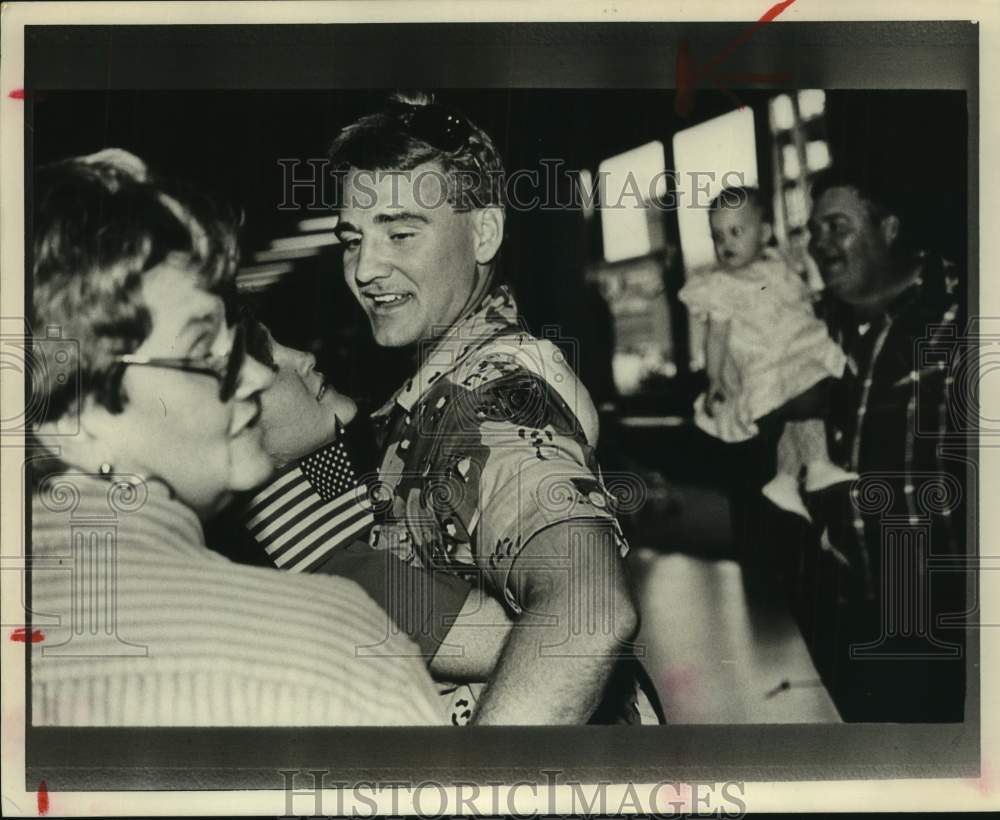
left=112, top=322, right=247, bottom=403
left=390, top=102, right=478, bottom=154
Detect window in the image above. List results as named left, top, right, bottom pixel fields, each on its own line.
left=598, top=141, right=667, bottom=263
left=769, top=90, right=832, bottom=291
left=672, top=107, right=759, bottom=273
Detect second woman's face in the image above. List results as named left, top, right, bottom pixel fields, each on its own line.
left=109, top=258, right=275, bottom=517
left=257, top=332, right=343, bottom=468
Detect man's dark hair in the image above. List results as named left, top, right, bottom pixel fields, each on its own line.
left=327, top=92, right=506, bottom=213
left=809, top=166, right=898, bottom=224
left=808, top=164, right=927, bottom=261
left=32, top=151, right=240, bottom=423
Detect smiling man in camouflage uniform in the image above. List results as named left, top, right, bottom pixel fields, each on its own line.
left=329, top=95, right=657, bottom=724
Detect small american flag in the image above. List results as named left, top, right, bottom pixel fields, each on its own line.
left=244, top=433, right=375, bottom=573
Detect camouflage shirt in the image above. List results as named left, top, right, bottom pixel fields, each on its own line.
left=366, top=284, right=630, bottom=616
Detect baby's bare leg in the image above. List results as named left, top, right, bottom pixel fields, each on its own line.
left=787, top=418, right=830, bottom=466
left=762, top=424, right=810, bottom=520
left=789, top=418, right=859, bottom=492
left=775, top=423, right=802, bottom=477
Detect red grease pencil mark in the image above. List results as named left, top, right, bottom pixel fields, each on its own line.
left=37, top=780, right=49, bottom=815
left=761, top=0, right=799, bottom=22
left=8, top=88, right=25, bottom=100
left=10, top=627, right=45, bottom=643
left=674, top=39, right=698, bottom=120
left=967, top=758, right=996, bottom=795
left=675, top=0, right=799, bottom=118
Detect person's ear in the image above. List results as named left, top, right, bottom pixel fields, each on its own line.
left=762, top=222, right=774, bottom=246
left=33, top=398, right=118, bottom=473
left=470, top=207, right=505, bottom=266
left=879, top=214, right=900, bottom=247
left=78, top=397, right=132, bottom=463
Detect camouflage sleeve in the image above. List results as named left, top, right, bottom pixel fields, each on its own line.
left=431, top=368, right=629, bottom=615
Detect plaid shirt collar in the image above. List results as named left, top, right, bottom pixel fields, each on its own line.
left=371, top=284, right=524, bottom=420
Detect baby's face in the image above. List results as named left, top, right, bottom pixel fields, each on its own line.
left=709, top=203, right=770, bottom=271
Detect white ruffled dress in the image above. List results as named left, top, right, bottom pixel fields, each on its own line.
left=679, top=251, right=846, bottom=442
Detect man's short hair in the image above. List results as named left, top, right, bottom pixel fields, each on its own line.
left=708, top=185, right=771, bottom=221
left=327, top=92, right=506, bottom=212
left=808, top=165, right=928, bottom=260
left=809, top=166, right=898, bottom=224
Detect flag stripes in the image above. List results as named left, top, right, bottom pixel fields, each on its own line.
left=246, top=437, right=374, bottom=573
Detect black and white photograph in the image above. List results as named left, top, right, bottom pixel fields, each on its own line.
left=0, top=1, right=996, bottom=814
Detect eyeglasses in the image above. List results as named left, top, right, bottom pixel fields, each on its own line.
left=113, top=322, right=247, bottom=403
left=390, top=101, right=478, bottom=154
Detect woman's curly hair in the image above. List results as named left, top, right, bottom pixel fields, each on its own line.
left=31, top=149, right=241, bottom=423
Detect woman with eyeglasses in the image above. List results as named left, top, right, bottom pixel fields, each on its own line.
left=27, top=150, right=445, bottom=726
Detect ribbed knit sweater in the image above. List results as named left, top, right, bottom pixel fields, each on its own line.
left=29, top=471, right=445, bottom=726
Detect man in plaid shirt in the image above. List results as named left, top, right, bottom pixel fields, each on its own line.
left=792, top=167, right=969, bottom=722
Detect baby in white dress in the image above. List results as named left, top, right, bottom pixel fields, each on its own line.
left=679, top=186, right=856, bottom=519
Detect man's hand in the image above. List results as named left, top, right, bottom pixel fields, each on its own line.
left=471, top=520, right=638, bottom=725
